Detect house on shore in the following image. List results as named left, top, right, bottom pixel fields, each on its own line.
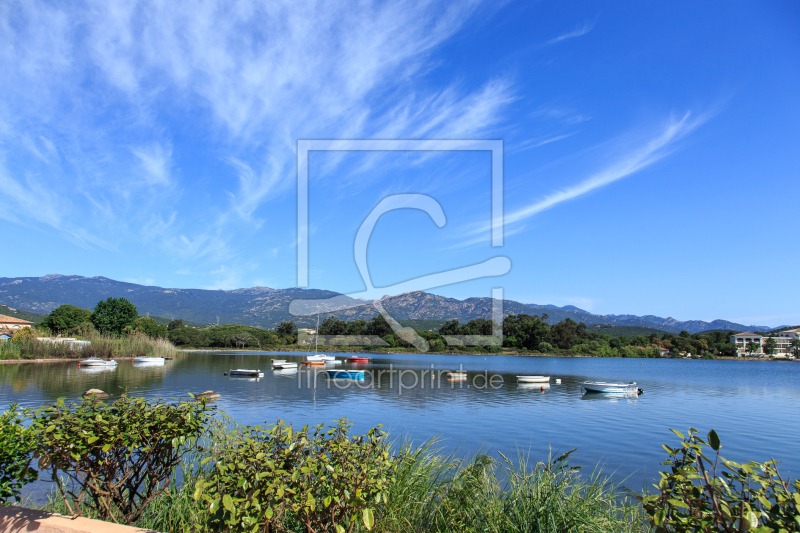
left=0, top=314, right=33, bottom=333
left=730, top=331, right=794, bottom=357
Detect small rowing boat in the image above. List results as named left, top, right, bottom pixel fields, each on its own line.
left=229, top=369, right=264, bottom=377
left=347, top=356, right=371, bottom=363
left=79, top=357, right=118, bottom=367
left=272, top=360, right=298, bottom=369
left=325, top=369, right=365, bottom=379
left=301, top=359, right=326, bottom=366
left=446, top=371, right=467, bottom=380
left=517, top=375, right=550, bottom=383
left=582, top=381, right=640, bottom=394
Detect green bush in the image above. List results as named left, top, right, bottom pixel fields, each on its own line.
left=641, top=428, right=800, bottom=532
left=0, top=404, right=38, bottom=503
left=27, top=395, right=213, bottom=524
left=195, top=419, right=395, bottom=533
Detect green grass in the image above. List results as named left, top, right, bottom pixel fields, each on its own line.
left=0, top=332, right=179, bottom=360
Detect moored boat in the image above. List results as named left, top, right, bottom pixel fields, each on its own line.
left=229, top=369, right=264, bottom=377
left=79, top=357, right=118, bottom=367
left=446, top=371, right=467, bottom=380
left=582, top=381, right=640, bottom=394
left=133, top=357, right=165, bottom=364
left=272, top=360, right=298, bottom=369
left=516, top=375, right=550, bottom=383
left=325, top=369, right=366, bottom=379
left=302, top=359, right=326, bottom=366
left=347, top=356, right=371, bottom=363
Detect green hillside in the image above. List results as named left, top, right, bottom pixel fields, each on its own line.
left=585, top=324, right=670, bottom=338
left=0, top=304, right=47, bottom=325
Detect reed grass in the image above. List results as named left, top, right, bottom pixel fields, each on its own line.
left=0, top=332, right=178, bottom=360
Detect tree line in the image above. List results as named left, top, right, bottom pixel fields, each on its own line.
left=42, top=298, right=167, bottom=339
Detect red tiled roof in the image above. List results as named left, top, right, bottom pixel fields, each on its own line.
left=0, top=315, right=33, bottom=325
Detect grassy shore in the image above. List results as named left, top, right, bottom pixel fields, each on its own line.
left=0, top=333, right=179, bottom=361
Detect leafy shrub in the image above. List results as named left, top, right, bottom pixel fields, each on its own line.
left=0, top=404, right=38, bottom=503
left=641, top=428, right=800, bottom=532
left=195, top=419, right=395, bottom=533
left=12, top=327, right=36, bottom=344
left=27, top=395, right=213, bottom=524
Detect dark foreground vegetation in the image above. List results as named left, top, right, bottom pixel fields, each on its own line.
left=1, top=397, right=798, bottom=532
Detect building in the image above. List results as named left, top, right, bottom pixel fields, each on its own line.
left=730, top=332, right=794, bottom=357
left=0, top=314, right=33, bottom=332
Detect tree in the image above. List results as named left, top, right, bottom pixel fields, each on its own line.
left=745, top=341, right=760, bottom=356
left=231, top=333, right=252, bottom=348
left=91, top=297, right=138, bottom=335
left=549, top=318, right=588, bottom=350
left=43, top=305, right=92, bottom=334
left=11, top=327, right=36, bottom=344
left=503, top=314, right=550, bottom=351
left=365, top=315, right=393, bottom=338
left=276, top=321, right=297, bottom=338
left=167, top=319, right=185, bottom=331
left=319, top=317, right=347, bottom=336
left=763, top=336, right=778, bottom=356
left=132, top=317, right=168, bottom=338
left=790, top=338, right=800, bottom=358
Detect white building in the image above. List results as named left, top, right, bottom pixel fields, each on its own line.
left=730, top=331, right=795, bottom=357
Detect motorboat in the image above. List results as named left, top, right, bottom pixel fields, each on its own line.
left=272, top=360, right=298, bottom=369
left=132, top=356, right=165, bottom=363
left=582, top=381, right=641, bottom=394
left=517, top=375, right=550, bottom=383
left=325, top=369, right=365, bottom=380
left=229, top=369, right=264, bottom=377
left=347, top=356, right=371, bottom=364
left=79, top=357, right=118, bottom=367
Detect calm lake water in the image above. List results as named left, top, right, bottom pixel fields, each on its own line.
left=2, top=352, right=799, bottom=498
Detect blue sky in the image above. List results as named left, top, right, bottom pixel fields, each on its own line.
left=1, top=0, right=799, bottom=326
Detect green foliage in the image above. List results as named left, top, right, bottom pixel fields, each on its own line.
left=764, top=336, right=778, bottom=356
left=11, top=326, right=36, bottom=344
left=168, top=319, right=186, bottom=330
left=92, top=297, right=138, bottom=335
left=195, top=419, right=395, bottom=533
left=43, top=305, right=93, bottom=334
left=169, top=324, right=275, bottom=348
left=27, top=395, right=213, bottom=524
left=131, top=316, right=168, bottom=338
left=276, top=321, right=297, bottom=338
left=0, top=404, right=38, bottom=503
left=641, top=428, right=800, bottom=532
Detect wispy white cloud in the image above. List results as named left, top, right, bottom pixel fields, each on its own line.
left=132, top=143, right=173, bottom=187
left=456, top=111, right=710, bottom=246
left=508, top=132, right=576, bottom=154
left=0, top=0, right=511, bottom=267
left=544, top=18, right=596, bottom=46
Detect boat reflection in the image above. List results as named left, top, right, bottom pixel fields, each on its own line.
left=518, top=383, right=550, bottom=391
left=132, top=360, right=166, bottom=368
left=273, top=368, right=298, bottom=377
left=78, top=365, right=117, bottom=374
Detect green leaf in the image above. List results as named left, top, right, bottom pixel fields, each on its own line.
left=362, top=508, right=375, bottom=530
left=708, top=429, right=721, bottom=451
left=223, top=494, right=234, bottom=512
left=193, top=480, right=204, bottom=501
left=335, top=525, right=345, bottom=533
left=670, top=429, right=685, bottom=440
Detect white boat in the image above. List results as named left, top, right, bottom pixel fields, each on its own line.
left=306, top=354, right=336, bottom=361
left=517, top=375, right=550, bottom=383
left=79, top=357, right=118, bottom=367
left=229, top=369, right=264, bottom=377
left=272, top=360, right=298, bottom=369
left=582, top=381, right=640, bottom=394
left=133, top=357, right=165, bottom=364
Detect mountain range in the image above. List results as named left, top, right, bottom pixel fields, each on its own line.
left=0, top=274, right=773, bottom=334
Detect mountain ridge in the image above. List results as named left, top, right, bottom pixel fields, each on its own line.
left=0, top=274, right=772, bottom=334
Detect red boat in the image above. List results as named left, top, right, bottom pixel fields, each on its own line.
left=347, top=356, right=371, bottom=364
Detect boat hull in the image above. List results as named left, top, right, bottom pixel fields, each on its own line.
left=230, top=369, right=264, bottom=377
left=325, top=370, right=365, bottom=379
left=79, top=358, right=117, bottom=367
left=272, top=362, right=298, bottom=369
left=347, top=357, right=370, bottom=363
left=582, top=382, right=638, bottom=394
left=517, top=375, right=550, bottom=383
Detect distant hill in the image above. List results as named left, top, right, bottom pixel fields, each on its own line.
left=0, top=304, right=46, bottom=325
left=0, top=274, right=774, bottom=333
